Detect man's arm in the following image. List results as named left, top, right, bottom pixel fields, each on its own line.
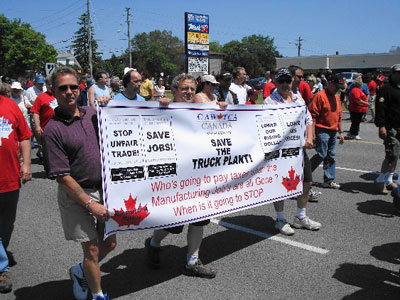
left=33, top=113, right=43, bottom=136
left=56, top=175, right=110, bottom=221
left=88, top=85, right=96, bottom=109
left=304, top=124, right=314, bottom=149
left=19, top=139, right=32, bottom=183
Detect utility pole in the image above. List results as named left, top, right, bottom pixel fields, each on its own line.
left=296, top=36, right=303, bottom=57
left=126, top=7, right=132, bottom=68
left=87, top=0, right=93, bottom=76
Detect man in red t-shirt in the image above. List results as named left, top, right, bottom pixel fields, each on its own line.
left=298, top=79, right=313, bottom=105
left=0, top=95, right=32, bottom=292
left=262, top=70, right=276, bottom=99
left=30, top=77, right=57, bottom=161
left=367, top=78, right=377, bottom=123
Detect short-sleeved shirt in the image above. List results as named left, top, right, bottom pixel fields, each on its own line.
left=30, top=91, right=57, bottom=134
left=229, top=82, right=247, bottom=104
left=43, top=106, right=102, bottom=187
left=0, top=96, right=32, bottom=193
left=264, top=90, right=313, bottom=126
left=112, top=92, right=145, bottom=101
left=298, top=80, right=313, bottom=103
left=93, top=84, right=110, bottom=106
left=263, top=81, right=276, bottom=98
left=368, top=80, right=377, bottom=96
left=25, top=85, right=44, bottom=105
left=139, top=79, right=154, bottom=98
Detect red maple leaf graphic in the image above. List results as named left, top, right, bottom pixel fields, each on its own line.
left=111, top=194, right=150, bottom=227
left=217, top=113, right=223, bottom=119
left=281, top=167, right=301, bottom=192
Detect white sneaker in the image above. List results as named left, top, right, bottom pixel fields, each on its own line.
left=354, top=135, right=362, bottom=140
left=274, top=219, right=294, bottom=236
left=292, top=216, right=321, bottom=230
left=69, top=263, right=89, bottom=300
left=322, top=181, right=341, bottom=189
left=309, top=189, right=322, bottom=202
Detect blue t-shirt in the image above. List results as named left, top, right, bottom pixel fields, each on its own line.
left=112, top=92, right=145, bottom=101
left=346, top=83, right=369, bottom=97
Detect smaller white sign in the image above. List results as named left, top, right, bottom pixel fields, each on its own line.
left=45, top=63, right=56, bottom=76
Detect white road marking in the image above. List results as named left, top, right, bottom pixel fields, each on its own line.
left=211, top=218, right=329, bottom=255
left=335, top=166, right=377, bottom=174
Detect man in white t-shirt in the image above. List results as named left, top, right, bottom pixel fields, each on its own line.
left=24, top=74, right=45, bottom=106
left=229, top=66, right=247, bottom=104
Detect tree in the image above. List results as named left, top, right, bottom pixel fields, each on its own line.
left=131, top=30, right=184, bottom=76
left=222, top=34, right=279, bottom=77
left=99, top=54, right=125, bottom=77
left=70, top=13, right=102, bottom=74
left=209, top=41, right=223, bottom=53
left=0, top=14, right=57, bottom=77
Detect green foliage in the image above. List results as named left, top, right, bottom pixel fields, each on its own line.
left=222, top=34, right=279, bottom=77
left=99, top=54, right=125, bottom=77
left=70, top=13, right=102, bottom=73
left=131, top=30, right=184, bottom=76
left=209, top=41, right=223, bottom=53
left=0, top=14, right=57, bottom=77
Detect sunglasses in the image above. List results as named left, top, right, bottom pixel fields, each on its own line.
left=58, top=84, right=79, bottom=91
left=277, top=78, right=292, bottom=84
left=296, top=75, right=304, bottom=79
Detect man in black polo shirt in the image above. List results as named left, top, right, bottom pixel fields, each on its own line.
left=43, top=66, right=115, bottom=300
left=374, top=64, right=400, bottom=195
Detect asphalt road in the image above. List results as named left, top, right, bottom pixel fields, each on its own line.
left=3, top=112, right=400, bottom=300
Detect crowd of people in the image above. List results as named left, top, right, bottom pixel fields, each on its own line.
left=0, top=63, right=399, bottom=300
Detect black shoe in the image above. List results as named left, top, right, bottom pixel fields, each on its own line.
left=6, top=251, right=16, bottom=267
left=0, top=272, right=12, bottom=293
left=145, top=238, right=161, bottom=269
left=182, top=259, right=216, bottom=279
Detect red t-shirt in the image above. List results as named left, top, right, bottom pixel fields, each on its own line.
left=263, top=81, right=275, bottom=98
left=368, top=80, right=377, bottom=95
left=30, top=91, right=57, bottom=134
left=349, top=87, right=368, bottom=113
left=0, top=96, right=32, bottom=193
left=79, top=83, right=86, bottom=90
left=298, top=81, right=313, bottom=103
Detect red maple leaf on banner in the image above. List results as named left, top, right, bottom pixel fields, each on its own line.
left=281, top=167, right=301, bottom=192
left=111, top=194, right=150, bottom=227
left=217, top=113, right=223, bottom=119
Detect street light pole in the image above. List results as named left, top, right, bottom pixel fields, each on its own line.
left=126, top=7, right=132, bottom=68
left=87, top=0, right=93, bottom=76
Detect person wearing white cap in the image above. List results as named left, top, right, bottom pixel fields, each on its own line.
left=194, top=74, right=220, bottom=103
left=10, top=82, right=30, bottom=129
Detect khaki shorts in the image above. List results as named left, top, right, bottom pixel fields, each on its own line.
left=57, top=186, right=104, bottom=243
left=384, top=128, right=400, bottom=161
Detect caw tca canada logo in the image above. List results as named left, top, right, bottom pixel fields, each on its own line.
left=197, top=113, right=238, bottom=122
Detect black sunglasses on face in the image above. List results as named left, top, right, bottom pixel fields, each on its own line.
left=296, top=75, right=304, bottom=79
left=277, top=78, right=292, bottom=84
left=58, top=84, right=79, bottom=91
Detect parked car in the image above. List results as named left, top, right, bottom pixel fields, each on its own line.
left=337, top=72, right=361, bottom=84
left=247, top=77, right=266, bottom=90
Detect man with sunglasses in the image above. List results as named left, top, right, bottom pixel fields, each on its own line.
left=43, top=67, right=115, bottom=300
left=215, top=72, right=238, bottom=104
left=309, top=74, right=345, bottom=190
left=264, top=68, right=321, bottom=235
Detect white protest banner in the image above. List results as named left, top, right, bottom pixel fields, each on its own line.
left=98, top=101, right=306, bottom=237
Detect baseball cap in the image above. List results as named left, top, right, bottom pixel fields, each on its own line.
left=201, top=74, right=219, bottom=85
left=10, top=82, right=23, bottom=90
left=390, top=64, right=400, bottom=72
left=328, top=74, right=345, bottom=88
left=274, top=68, right=292, bottom=80
left=35, top=74, right=45, bottom=84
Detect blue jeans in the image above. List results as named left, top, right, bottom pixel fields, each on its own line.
left=0, top=190, right=20, bottom=272
left=311, top=130, right=338, bottom=183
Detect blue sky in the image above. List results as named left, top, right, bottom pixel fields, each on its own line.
left=2, top=0, right=400, bottom=59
